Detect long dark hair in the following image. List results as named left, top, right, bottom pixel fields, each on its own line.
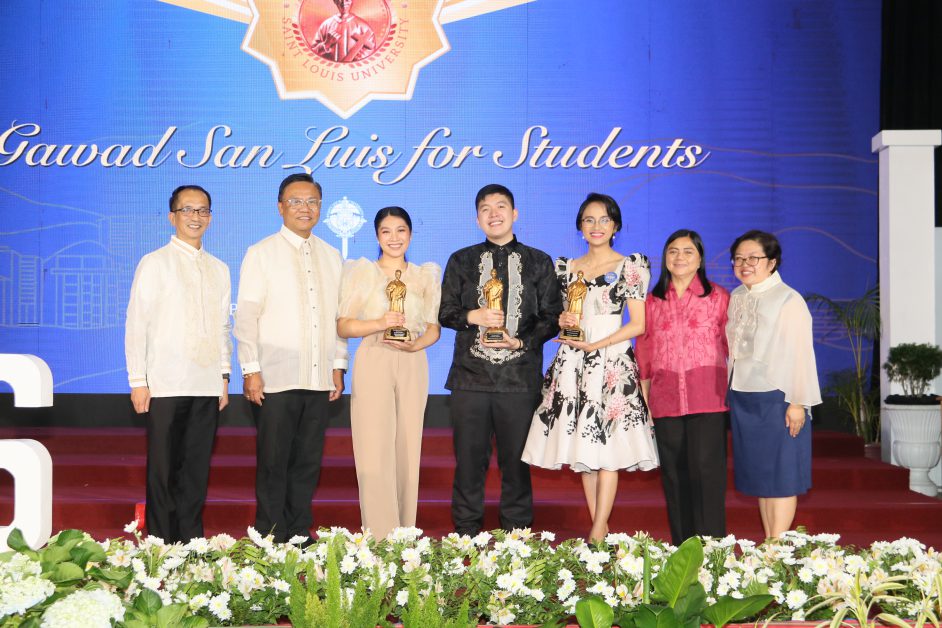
left=651, top=229, right=714, bottom=299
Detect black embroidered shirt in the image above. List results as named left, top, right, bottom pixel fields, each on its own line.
left=439, top=237, right=562, bottom=392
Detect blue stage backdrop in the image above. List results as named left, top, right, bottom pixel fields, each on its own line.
left=0, top=1, right=880, bottom=395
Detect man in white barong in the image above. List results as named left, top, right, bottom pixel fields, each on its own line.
left=235, top=173, right=348, bottom=544
left=126, top=184, right=232, bottom=543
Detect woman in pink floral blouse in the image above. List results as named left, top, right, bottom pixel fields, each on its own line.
left=636, top=229, right=730, bottom=545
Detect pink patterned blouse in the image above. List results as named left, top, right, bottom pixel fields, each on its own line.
left=635, top=275, right=730, bottom=418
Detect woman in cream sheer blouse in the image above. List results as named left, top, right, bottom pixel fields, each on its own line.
left=726, top=230, right=821, bottom=540
left=337, top=206, right=441, bottom=539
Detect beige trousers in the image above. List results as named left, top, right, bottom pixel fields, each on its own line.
left=350, top=334, right=428, bottom=539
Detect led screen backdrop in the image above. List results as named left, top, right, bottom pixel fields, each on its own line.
left=0, top=0, right=880, bottom=394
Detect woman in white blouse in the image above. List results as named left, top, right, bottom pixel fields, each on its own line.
left=726, top=230, right=821, bottom=539
left=337, top=207, right=441, bottom=539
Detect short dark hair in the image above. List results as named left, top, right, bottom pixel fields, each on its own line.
left=168, top=185, right=211, bottom=212
left=729, top=229, right=782, bottom=272
left=475, top=183, right=515, bottom=210
left=374, top=206, right=412, bottom=233
left=576, top=193, right=622, bottom=244
left=651, top=229, right=714, bottom=299
left=278, top=173, right=322, bottom=201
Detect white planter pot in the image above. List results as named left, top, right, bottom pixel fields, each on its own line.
left=883, top=403, right=942, bottom=496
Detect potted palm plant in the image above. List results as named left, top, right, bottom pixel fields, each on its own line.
left=882, top=342, right=942, bottom=496
left=806, top=287, right=880, bottom=444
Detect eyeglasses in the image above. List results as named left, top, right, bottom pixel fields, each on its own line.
left=284, top=198, right=322, bottom=209
left=172, top=206, right=212, bottom=217
left=581, top=216, right=613, bottom=227
left=732, top=255, right=768, bottom=267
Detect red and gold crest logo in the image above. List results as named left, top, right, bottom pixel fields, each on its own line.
left=242, top=0, right=450, bottom=117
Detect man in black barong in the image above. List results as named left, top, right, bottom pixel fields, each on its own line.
left=439, top=183, right=562, bottom=536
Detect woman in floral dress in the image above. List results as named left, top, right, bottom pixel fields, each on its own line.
left=522, top=193, right=659, bottom=542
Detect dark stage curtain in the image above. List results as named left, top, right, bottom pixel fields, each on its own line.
left=881, top=0, right=942, bottom=225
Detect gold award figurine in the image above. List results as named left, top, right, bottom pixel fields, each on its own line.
left=560, top=270, right=587, bottom=341
left=384, top=269, right=411, bottom=342
left=482, top=268, right=509, bottom=343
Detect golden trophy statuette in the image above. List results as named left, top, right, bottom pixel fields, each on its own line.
left=560, top=270, right=587, bottom=342
left=384, top=269, right=411, bottom=342
left=482, top=268, right=509, bottom=343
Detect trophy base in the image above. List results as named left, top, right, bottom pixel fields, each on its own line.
left=560, top=327, right=585, bottom=342
left=384, top=327, right=412, bottom=342
left=483, top=327, right=508, bottom=343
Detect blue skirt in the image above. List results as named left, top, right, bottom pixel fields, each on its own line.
left=728, top=389, right=811, bottom=497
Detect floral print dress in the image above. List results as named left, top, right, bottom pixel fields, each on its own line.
left=522, top=256, right=660, bottom=473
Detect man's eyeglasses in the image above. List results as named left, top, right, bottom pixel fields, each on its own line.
left=172, top=207, right=212, bottom=217
left=284, top=198, right=322, bottom=209
left=732, top=255, right=768, bottom=267
left=581, top=216, right=613, bottom=227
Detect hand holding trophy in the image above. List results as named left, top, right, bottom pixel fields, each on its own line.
left=559, top=270, right=587, bottom=341
left=482, top=268, right=509, bottom=343
left=384, top=269, right=411, bottom=342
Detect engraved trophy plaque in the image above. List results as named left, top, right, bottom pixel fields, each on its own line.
left=560, top=270, right=587, bottom=341
left=482, top=268, right=508, bottom=343
left=383, top=269, right=411, bottom=342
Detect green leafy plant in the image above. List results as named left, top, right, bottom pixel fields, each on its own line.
left=825, top=368, right=881, bottom=442
left=287, top=535, right=390, bottom=628
left=577, top=537, right=774, bottom=628
left=912, top=571, right=942, bottom=628
left=1, top=528, right=133, bottom=627
left=122, top=588, right=209, bottom=628
left=805, top=570, right=913, bottom=628
left=574, top=596, right=615, bottom=628
left=10, top=528, right=111, bottom=587
left=884, top=342, right=942, bottom=398
left=3, top=527, right=941, bottom=627
left=399, top=581, right=475, bottom=628
left=807, top=287, right=881, bottom=441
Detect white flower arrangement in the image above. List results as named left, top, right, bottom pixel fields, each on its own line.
left=0, top=554, right=56, bottom=620
left=40, top=589, right=125, bottom=628
left=1, top=525, right=940, bottom=626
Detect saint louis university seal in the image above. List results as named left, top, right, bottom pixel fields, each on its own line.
left=243, top=0, right=450, bottom=118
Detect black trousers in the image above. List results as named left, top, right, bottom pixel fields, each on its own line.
left=253, top=389, right=330, bottom=542
left=450, top=389, right=541, bottom=534
left=146, top=396, right=218, bottom=543
left=653, top=411, right=728, bottom=545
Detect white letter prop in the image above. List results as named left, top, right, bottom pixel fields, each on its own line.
left=0, top=354, right=53, bottom=407
left=0, top=353, right=54, bottom=551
